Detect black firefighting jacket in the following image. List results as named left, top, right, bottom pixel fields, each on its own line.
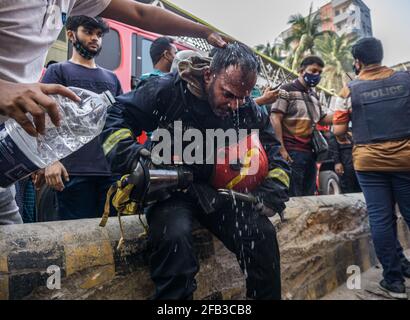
left=102, top=72, right=290, bottom=212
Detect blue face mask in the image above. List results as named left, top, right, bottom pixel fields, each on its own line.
left=303, top=72, right=321, bottom=87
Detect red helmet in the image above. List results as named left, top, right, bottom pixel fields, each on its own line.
left=211, top=131, right=269, bottom=193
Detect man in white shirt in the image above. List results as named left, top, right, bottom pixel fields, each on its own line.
left=0, top=0, right=227, bottom=224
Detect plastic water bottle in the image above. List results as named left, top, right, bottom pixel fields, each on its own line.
left=0, top=87, right=115, bottom=187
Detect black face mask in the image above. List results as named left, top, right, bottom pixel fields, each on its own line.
left=72, top=33, right=101, bottom=60
left=303, top=72, right=321, bottom=87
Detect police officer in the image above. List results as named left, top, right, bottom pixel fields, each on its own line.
left=333, top=37, right=410, bottom=299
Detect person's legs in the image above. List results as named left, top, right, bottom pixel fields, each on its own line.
left=303, top=153, right=317, bottom=196
left=96, top=175, right=118, bottom=218
left=57, top=176, right=96, bottom=220
left=196, top=201, right=281, bottom=300
left=288, top=151, right=309, bottom=197
left=344, top=167, right=362, bottom=193
left=22, top=178, right=36, bottom=223
left=356, top=171, right=404, bottom=285
left=391, top=172, right=410, bottom=271
left=339, top=173, right=349, bottom=194
left=146, top=195, right=199, bottom=300
left=0, top=185, right=23, bottom=225
left=343, top=164, right=361, bottom=194
left=340, top=150, right=361, bottom=194
left=391, top=172, right=410, bottom=229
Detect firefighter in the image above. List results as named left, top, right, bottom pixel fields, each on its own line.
left=333, top=37, right=410, bottom=300
left=102, top=43, right=290, bottom=300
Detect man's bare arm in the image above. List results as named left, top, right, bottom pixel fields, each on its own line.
left=101, top=0, right=228, bottom=48
left=255, top=88, right=280, bottom=106
left=319, top=113, right=334, bottom=126
left=333, top=123, right=349, bottom=137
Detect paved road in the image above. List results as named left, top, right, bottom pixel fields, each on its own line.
left=322, top=251, right=410, bottom=300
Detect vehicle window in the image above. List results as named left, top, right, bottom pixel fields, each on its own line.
left=141, top=38, right=154, bottom=75
left=95, top=29, right=121, bottom=71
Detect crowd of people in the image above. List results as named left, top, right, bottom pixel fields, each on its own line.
left=0, top=0, right=409, bottom=300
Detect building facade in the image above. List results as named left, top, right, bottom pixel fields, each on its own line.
left=278, top=0, right=373, bottom=43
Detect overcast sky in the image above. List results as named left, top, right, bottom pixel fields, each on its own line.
left=171, top=0, right=410, bottom=66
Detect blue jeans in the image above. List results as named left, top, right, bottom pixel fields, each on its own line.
left=288, top=150, right=317, bottom=197
left=57, top=176, right=118, bottom=220
left=356, top=171, right=410, bottom=284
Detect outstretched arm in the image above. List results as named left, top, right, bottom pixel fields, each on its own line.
left=101, top=0, right=228, bottom=48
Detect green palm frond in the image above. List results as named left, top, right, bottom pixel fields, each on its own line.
left=314, top=32, right=358, bottom=91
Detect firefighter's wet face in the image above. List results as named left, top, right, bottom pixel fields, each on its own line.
left=205, top=65, right=257, bottom=118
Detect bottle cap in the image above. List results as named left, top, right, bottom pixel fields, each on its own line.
left=103, top=91, right=116, bottom=105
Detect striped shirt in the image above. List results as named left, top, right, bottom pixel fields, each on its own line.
left=271, top=79, right=326, bottom=152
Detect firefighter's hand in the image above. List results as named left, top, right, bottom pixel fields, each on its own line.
left=255, top=88, right=280, bottom=106
left=280, top=147, right=293, bottom=164
left=0, top=81, right=80, bottom=136
left=32, top=169, right=45, bottom=190
left=255, top=202, right=285, bottom=221
left=45, top=161, right=70, bottom=192
left=259, top=204, right=277, bottom=218
left=335, top=163, right=344, bottom=176
left=206, top=32, right=230, bottom=48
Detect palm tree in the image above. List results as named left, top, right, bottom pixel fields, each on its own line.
left=286, top=3, right=323, bottom=71
left=255, top=42, right=285, bottom=63
left=314, top=32, right=357, bottom=92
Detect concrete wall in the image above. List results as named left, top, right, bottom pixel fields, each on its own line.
left=1, top=194, right=409, bottom=300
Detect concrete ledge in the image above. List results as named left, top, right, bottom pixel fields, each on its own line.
left=0, top=194, right=409, bottom=300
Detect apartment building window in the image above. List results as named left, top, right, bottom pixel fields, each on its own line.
left=335, top=9, right=340, bottom=16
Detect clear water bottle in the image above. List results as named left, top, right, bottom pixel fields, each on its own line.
left=0, top=87, right=115, bottom=187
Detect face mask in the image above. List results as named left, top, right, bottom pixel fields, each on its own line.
left=303, top=72, right=321, bottom=87
left=72, top=32, right=101, bottom=60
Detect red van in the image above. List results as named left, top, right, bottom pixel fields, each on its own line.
left=92, top=20, right=200, bottom=92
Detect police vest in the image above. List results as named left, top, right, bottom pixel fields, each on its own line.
left=348, top=71, right=410, bottom=145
